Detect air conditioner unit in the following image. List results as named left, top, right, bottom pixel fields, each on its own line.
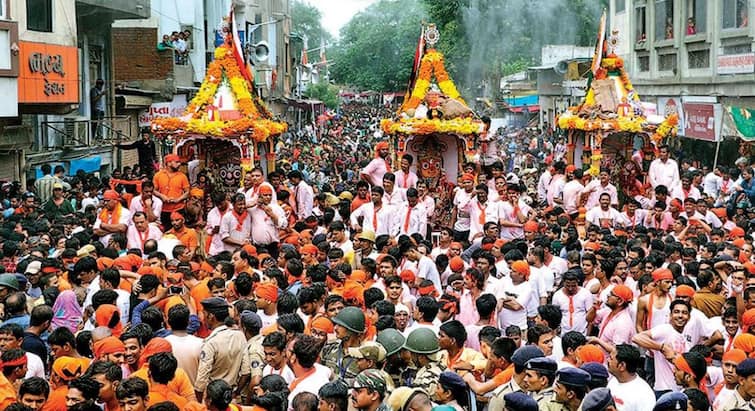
left=62, top=116, right=88, bottom=148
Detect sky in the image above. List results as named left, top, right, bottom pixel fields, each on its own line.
left=310, top=0, right=379, bottom=39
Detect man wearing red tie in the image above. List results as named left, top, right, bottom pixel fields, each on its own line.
left=552, top=269, right=595, bottom=336
left=350, top=186, right=398, bottom=237
left=394, top=153, right=418, bottom=192
left=399, top=188, right=427, bottom=236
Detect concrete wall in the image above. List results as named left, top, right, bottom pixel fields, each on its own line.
left=11, top=0, right=77, bottom=45
left=112, top=27, right=173, bottom=83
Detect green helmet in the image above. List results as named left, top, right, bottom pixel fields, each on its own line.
left=332, top=306, right=366, bottom=334
left=377, top=328, right=406, bottom=356
left=404, top=328, right=439, bottom=354
left=0, top=274, right=19, bottom=291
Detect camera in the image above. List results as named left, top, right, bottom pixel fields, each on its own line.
left=169, top=285, right=183, bottom=295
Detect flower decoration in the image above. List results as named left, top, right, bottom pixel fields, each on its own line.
left=152, top=42, right=286, bottom=140
left=400, top=49, right=465, bottom=113
left=381, top=117, right=484, bottom=136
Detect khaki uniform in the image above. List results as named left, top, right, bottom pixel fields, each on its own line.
left=718, top=389, right=754, bottom=411
left=240, top=334, right=265, bottom=378
left=320, top=340, right=362, bottom=384
left=412, top=362, right=445, bottom=402
left=489, top=377, right=523, bottom=411
left=196, top=325, right=247, bottom=393
left=532, top=388, right=564, bottom=411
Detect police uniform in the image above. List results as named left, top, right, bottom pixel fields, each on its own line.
left=489, top=376, right=523, bottom=411
left=241, top=333, right=265, bottom=378
left=502, top=392, right=538, bottom=411
left=412, top=361, right=445, bottom=402
left=542, top=367, right=592, bottom=411
left=196, top=298, right=247, bottom=393
left=524, top=357, right=560, bottom=411
left=653, top=391, right=688, bottom=411
left=321, top=340, right=362, bottom=384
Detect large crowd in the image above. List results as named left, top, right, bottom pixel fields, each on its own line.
left=0, top=102, right=752, bottom=411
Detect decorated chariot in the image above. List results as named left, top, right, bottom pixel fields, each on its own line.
left=380, top=24, right=486, bottom=228
left=557, top=17, right=678, bottom=197
left=151, top=21, right=287, bottom=194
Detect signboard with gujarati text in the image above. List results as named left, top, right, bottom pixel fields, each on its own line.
left=18, top=41, right=79, bottom=104
left=682, top=103, right=721, bottom=142
left=717, top=53, right=755, bottom=75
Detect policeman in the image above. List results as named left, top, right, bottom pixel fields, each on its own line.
left=195, top=297, right=247, bottom=402
left=582, top=388, right=617, bottom=411
left=321, top=306, right=366, bottom=384
left=404, top=328, right=446, bottom=401
left=351, top=369, right=391, bottom=411
left=551, top=367, right=591, bottom=411
left=489, top=345, right=545, bottom=410
left=377, top=329, right=412, bottom=387
left=523, top=357, right=558, bottom=409
left=238, top=310, right=264, bottom=403
left=503, top=391, right=538, bottom=411
left=653, top=392, right=688, bottom=411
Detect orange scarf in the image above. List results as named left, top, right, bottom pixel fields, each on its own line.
left=99, top=204, right=122, bottom=225
left=289, top=367, right=317, bottom=392
left=232, top=209, right=248, bottom=231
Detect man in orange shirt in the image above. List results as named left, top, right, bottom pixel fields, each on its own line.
left=146, top=352, right=188, bottom=408
left=165, top=212, right=198, bottom=255
left=153, top=154, right=189, bottom=230
left=42, top=356, right=85, bottom=411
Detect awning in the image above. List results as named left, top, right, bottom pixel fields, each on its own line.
left=116, top=95, right=153, bottom=109
left=724, top=105, right=755, bottom=141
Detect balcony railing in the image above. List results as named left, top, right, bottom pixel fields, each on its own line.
left=37, top=116, right=131, bottom=152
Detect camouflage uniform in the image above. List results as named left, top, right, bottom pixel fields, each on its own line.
left=412, top=361, right=445, bottom=402
left=320, top=340, right=361, bottom=385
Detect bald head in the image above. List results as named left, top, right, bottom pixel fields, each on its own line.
left=91, top=326, right=113, bottom=343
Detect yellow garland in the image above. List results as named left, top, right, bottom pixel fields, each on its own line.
left=400, top=49, right=467, bottom=113
left=152, top=44, right=287, bottom=140
left=381, top=117, right=483, bottom=135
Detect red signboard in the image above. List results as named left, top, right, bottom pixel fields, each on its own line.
left=683, top=103, right=716, bottom=141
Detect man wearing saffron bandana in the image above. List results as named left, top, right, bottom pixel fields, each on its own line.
left=164, top=211, right=199, bottom=255
left=93, top=190, right=131, bottom=247
left=249, top=184, right=286, bottom=259
left=219, top=193, right=252, bottom=253
left=361, top=141, right=392, bottom=187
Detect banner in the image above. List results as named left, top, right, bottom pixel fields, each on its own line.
left=724, top=105, right=755, bottom=141
left=682, top=102, right=721, bottom=142
left=138, top=95, right=187, bottom=127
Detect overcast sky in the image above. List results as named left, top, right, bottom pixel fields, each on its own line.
left=309, top=0, right=379, bottom=39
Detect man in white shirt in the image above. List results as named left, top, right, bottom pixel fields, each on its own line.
left=464, top=184, right=498, bottom=243
left=329, top=221, right=353, bottom=255
left=606, top=344, right=657, bottom=411
left=401, top=242, right=442, bottom=294
left=703, top=165, right=724, bottom=199
left=206, top=192, right=231, bottom=257
left=249, top=185, right=287, bottom=257
left=93, top=190, right=131, bottom=247
left=538, top=165, right=553, bottom=206
left=128, top=181, right=163, bottom=223
left=350, top=186, right=398, bottom=237
left=126, top=212, right=163, bottom=252
left=670, top=173, right=701, bottom=201
left=399, top=188, right=428, bottom=236
left=648, top=144, right=680, bottom=190
left=585, top=193, right=626, bottom=229
left=552, top=270, right=594, bottom=335
left=416, top=181, right=435, bottom=227
left=499, top=184, right=531, bottom=240
left=382, top=173, right=407, bottom=207
left=546, top=161, right=567, bottom=207
left=219, top=193, right=253, bottom=253
left=561, top=167, right=585, bottom=217
left=288, top=170, right=314, bottom=220
left=452, top=173, right=475, bottom=241
left=582, top=168, right=619, bottom=209
left=394, top=153, right=419, bottom=192
left=241, top=167, right=277, bottom=208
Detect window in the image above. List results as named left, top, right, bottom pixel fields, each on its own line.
left=638, top=54, right=650, bottom=71
left=723, top=0, right=749, bottom=29
left=723, top=43, right=752, bottom=55
left=688, top=49, right=710, bottom=68
left=0, top=0, right=7, bottom=20
left=616, top=0, right=626, bottom=13
left=26, top=0, right=52, bottom=32
left=636, top=4, right=648, bottom=44
left=685, top=0, right=706, bottom=34
left=655, top=0, right=675, bottom=40
left=658, top=53, right=677, bottom=71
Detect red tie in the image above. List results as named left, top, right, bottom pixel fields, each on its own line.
left=568, top=295, right=575, bottom=327
left=373, top=206, right=380, bottom=231
left=403, top=173, right=409, bottom=188
left=404, top=206, right=412, bottom=232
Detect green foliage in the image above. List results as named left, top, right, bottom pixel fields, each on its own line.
left=304, top=81, right=339, bottom=109
left=329, top=0, right=426, bottom=91
left=291, top=0, right=333, bottom=49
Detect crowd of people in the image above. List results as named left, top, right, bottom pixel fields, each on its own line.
left=0, top=102, right=753, bottom=411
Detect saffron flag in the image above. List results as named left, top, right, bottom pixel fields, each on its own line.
left=229, top=5, right=253, bottom=85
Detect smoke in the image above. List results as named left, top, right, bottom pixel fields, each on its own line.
left=461, top=0, right=604, bottom=98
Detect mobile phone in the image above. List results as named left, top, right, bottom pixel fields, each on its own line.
left=169, top=285, right=183, bottom=295
left=431, top=232, right=440, bottom=248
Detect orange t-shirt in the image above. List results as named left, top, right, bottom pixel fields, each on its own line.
left=131, top=366, right=196, bottom=402
left=148, top=383, right=189, bottom=408
left=491, top=364, right=515, bottom=385
left=41, top=386, right=67, bottom=411
left=153, top=170, right=189, bottom=212
left=166, top=227, right=199, bottom=251
left=0, top=372, right=15, bottom=410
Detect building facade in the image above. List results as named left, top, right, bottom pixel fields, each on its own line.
left=610, top=0, right=755, bottom=144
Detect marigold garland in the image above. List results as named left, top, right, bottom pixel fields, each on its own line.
left=152, top=43, right=287, bottom=140
left=399, top=49, right=466, bottom=114
left=381, top=117, right=483, bottom=136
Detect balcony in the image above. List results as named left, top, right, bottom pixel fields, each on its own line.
left=76, top=0, right=150, bottom=21
left=0, top=125, right=33, bottom=149
left=36, top=116, right=131, bottom=152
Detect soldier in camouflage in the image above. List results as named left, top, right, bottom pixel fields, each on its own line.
left=320, top=306, right=366, bottom=385
left=403, top=328, right=446, bottom=402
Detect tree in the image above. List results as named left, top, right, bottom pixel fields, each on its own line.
left=304, top=82, right=339, bottom=109
left=291, top=1, right=333, bottom=51
left=329, top=0, right=426, bottom=91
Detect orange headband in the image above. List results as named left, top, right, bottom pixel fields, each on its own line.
left=93, top=336, right=126, bottom=359
left=674, top=355, right=695, bottom=377
left=418, top=284, right=437, bottom=297
left=0, top=355, right=27, bottom=368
